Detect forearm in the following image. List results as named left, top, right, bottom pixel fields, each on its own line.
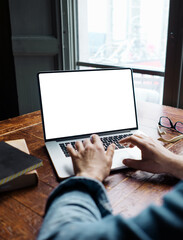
left=37, top=177, right=143, bottom=240
left=37, top=177, right=113, bottom=240
left=38, top=177, right=183, bottom=240
left=166, top=154, right=183, bottom=179
left=131, top=180, right=183, bottom=239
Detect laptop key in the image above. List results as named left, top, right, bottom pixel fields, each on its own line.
left=60, top=143, right=70, bottom=157
left=60, top=133, right=132, bottom=157
left=100, top=134, right=132, bottom=150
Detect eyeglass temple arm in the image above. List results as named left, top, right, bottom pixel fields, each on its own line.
left=158, top=134, right=183, bottom=143
left=157, top=124, right=166, bottom=135
left=157, top=124, right=183, bottom=143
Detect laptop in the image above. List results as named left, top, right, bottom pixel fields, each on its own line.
left=38, top=68, right=142, bottom=178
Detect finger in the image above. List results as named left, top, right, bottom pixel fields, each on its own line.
left=132, top=134, right=151, bottom=142
left=119, top=135, right=145, bottom=150
left=119, top=134, right=140, bottom=143
left=83, top=138, right=92, bottom=147
left=106, top=144, right=115, bottom=160
left=133, top=134, right=145, bottom=139
left=129, top=143, right=135, bottom=148
left=75, top=141, right=84, bottom=151
left=67, top=144, right=78, bottom=158
left=123, top=158, right=145, bottom=170
left=91, top=134, right=103, bottom=147
left=119, top=134, right=146, bottom=143
left=122, top=142, right=134, bottom=148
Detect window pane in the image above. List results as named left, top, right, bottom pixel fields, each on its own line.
left=133, top=73, right=164, bottom=104
left=78, top=0, right=170, bottom=72
left=79, top=65, right=164, bottom=104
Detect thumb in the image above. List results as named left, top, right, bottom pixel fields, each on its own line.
left=123, top=158, right=144, bottom=170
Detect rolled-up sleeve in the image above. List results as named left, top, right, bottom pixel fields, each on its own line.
left=37, top=177, right=183, bottom=240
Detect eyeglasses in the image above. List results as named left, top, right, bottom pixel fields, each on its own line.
left=159, top=116, right=183, bottom=134
left=158, top=116, right=183, bottom=143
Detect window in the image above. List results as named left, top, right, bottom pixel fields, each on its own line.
left=61, top=0, right=183, bottom=107
left=78, top=0, right=169, bottom=71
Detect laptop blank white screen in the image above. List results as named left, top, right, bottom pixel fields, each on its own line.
left=38, top=69, right=137, bottom=140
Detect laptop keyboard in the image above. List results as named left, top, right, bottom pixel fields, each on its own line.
left=59, top=133, right=132, bottom=157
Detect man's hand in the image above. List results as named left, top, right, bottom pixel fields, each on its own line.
left=67, top=134, right=115, bottom=182
left=119, top=134, right=183, bottom=179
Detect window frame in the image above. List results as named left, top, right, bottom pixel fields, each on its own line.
left=163, top=0, right=183, bottom=108
left=60, top=0, right=183, bottom=108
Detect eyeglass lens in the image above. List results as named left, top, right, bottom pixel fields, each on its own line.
left=160, top=117, right=172, bottom=128
left=175, top=122, right=183, bottom=133
left=160, top=117, right=183, bottom=134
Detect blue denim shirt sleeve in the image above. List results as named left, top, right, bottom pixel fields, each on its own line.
left=45, top=176, right=113, bottom=218
left=37, top=177, right=183, bottom=240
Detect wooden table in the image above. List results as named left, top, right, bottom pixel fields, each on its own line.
left=0, top=101, right=183, bottom=239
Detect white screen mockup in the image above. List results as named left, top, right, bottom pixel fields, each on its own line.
left=39, top=69, right=137, bottom=140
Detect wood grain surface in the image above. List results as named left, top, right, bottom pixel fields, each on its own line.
left=0, top=101, right=183, bottom=239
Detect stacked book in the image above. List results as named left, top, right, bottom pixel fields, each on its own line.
left=0, top=139, right=43, bottom=192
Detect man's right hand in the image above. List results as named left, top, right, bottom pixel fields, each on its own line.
left=67, top=134, right=115, bottom=182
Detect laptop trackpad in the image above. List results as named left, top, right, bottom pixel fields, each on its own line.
left=111, top=147, right=141, bottom=170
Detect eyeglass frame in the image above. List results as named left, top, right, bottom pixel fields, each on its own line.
left=157, top=116, right=183, bottom=143
left=158, top=116, right=183, bottom=134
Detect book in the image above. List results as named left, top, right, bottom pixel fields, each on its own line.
left=0, top=139, right=39, bottom=192
left=0, top=139, right=43, bottom=191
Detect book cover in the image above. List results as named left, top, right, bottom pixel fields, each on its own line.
left=0, top=140, right=43, bottom=186
left=0, top=139, right=39, bottom=192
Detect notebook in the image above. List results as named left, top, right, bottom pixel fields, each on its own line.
left=0, top=141, right=42, bottom=185
left=0, top=139, right=39, bottom=192
left=38, top=68, right=142, bottom=178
